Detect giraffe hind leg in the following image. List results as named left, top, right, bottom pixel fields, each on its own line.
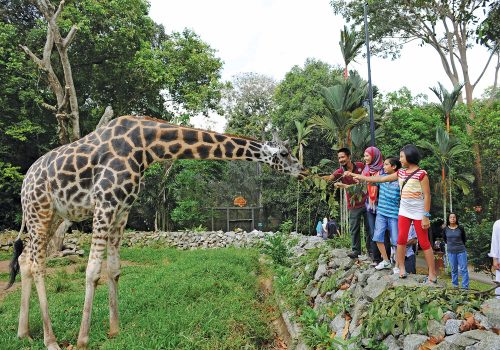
left=17, top=249, right=32, bottom=340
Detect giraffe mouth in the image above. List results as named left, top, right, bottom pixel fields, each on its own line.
left=297, top=169, right=310, bottom=180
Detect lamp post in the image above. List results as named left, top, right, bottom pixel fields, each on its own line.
left=363, top=2, right=375, bottom=147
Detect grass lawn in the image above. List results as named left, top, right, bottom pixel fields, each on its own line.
left=0, top=247, right=275, bottom=350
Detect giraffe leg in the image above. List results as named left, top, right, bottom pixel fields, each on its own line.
left=77, top=216, right=109, bottom=349
left=31, top=244, right=60, bottom=350
left=17, top=250, right=33, bottom=340
left=107, top=218, right=126, bottom=338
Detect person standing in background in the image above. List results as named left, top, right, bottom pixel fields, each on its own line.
left=489, top=220, right=500, bottom=298
left=443, top=213, right=469, bottom=289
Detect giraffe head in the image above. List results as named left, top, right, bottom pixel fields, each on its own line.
left=262, top=132, right=307, bottom=178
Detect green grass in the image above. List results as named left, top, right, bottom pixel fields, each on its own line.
left=0, top=247, right=275, bottom=350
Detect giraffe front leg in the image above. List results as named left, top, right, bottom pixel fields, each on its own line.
left=17, top=250, right=33, bottom=340
left=77, top=227, right=107, bottom=349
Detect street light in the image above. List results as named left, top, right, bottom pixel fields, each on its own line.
left=363, top=2, right=375, bottom=147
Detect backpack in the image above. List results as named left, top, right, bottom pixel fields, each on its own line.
left=326, top=220, right=339, bottom=239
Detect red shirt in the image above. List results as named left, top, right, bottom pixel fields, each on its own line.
left=331, top=161, right=367, bottom=209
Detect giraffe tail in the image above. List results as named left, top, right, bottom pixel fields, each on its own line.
left=6, top=218, right=26, bottom=289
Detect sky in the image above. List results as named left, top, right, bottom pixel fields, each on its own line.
left=148, top=0, right=496, bottom=131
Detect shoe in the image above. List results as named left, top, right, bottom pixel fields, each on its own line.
left=393, top=267, right=400, bottom=275
left=375, top=260, right=391, bottom=270
left=369, top=261, right=378, bottom=267
left=347, top=252, right=358, bottom=259
left=399, top=272, right=408, bottom=279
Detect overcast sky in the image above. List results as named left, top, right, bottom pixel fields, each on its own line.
left=148, top=0, right=496, bottom=131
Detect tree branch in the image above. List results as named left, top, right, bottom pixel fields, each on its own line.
left=61, top=25, right=77, bottom=49
left=473, top=45, right=498, bottom=89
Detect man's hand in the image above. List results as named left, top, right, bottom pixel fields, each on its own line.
left=493, top=259, right=500, bottom=271
left=406, top=238, right=417, bottom=246
left=334, top=183, right=349, bottom=189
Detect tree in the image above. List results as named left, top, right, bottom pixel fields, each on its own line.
left=310, top=71, right=368, bottom=147
left=293, top=120, right=313, bottom=231
left=429, top=82, right=464, bottom=132
left=331, top=0, right=498, bottom=196
left=339, top=25, right=364, bottom=79
left=418, top=127, right=471, bottom=223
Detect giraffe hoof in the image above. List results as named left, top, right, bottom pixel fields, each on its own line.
left=17, top=332, right=32, bottom=341
left=47, top=342, right=61, bottom=350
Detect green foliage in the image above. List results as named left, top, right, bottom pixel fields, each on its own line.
left=362, top=286, right=487, bottom=340
left=279, top=220, right=294, bottom=234
left=260, top=232, right=293, bottom=266
left=463, top=216, right=495, bottom=272
left=0, top=162, right=23, bottom=229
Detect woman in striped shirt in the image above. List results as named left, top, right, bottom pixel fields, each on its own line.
left=346, top=144, right=437, bottom=284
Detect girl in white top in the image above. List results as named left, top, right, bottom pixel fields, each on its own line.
left=346, top=144, right=437, bottom=284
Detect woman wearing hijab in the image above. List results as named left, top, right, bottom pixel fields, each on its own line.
left=362, top=146, right=384, bottom=264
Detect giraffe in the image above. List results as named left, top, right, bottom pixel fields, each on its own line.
left=7, top=115, right=307, bottom=350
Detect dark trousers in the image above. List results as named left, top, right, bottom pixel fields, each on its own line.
left=366, top=210, right=381, bottom=262
left=349, top=206, right=371, bottom=256
left=405, top=255, right=416, bottom=274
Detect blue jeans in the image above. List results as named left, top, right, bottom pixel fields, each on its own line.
left=448, top=251, right=469, bottom=288
left=373, top=214, right=398, bottom=245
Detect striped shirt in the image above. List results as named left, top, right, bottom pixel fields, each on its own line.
left=398, top=168, right=427, bottom=220
left=377, top=170, right=400, bottom=219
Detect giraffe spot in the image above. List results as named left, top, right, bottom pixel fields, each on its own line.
left=213, top=145, right=222, bottom=158
left=160, top=130, right=178, bottom=143
left=63, top=156, right=76, bottom=173
left=113, top=125, right=129, bottom=137
left=142, top=128, right=158, bottom=145
left=215, top=134, right=226, bottom=143
left=104, top=192, right=118, bottom=205
left=73, top=191, right=86, bottom=203
left=233, top=138, right=248, bottom=146
left=75, top=155, right=89, bottom=168
left=55, top=156, right=64, bottom=170
left=145, top=151, right=154, bottom=164
left=133, top=150, right=143, bottom=165
left=59, top=173, right=76, bottom=188
left=202, top=132, right=215, bottom=143
left=196, top=145, right=210, bottom=159
left=65, top=185, right=78, bottom=200
left=249, top=144, right=260, bottom=152
left=150, top=145, right=166, bottom=159
left=80, top=167, right=93, bottom=180
left=128, top=158, right=140, bottom=173
left=224, top=142, right=235, bottom=157
left=113, top=187, right=127, bottom=202
left=111, top=138, right=133, bottom=157
left=245, top=149, right=253, bottom=157
left=123, top=182, right=134, bottom=194
left=180, top=148, right=194, bottom=159
left=48, top=163, right=56, bottom=177
left=182, top=130, right=199, bottom=145
left=108, top=158, right=126, bottom=172
left=119, top=117, right=137, bottom=129
left=127, top=127, right=143, bottom=148
left=100, top=128, right=112, bottom=141
left=169, top=143, right=181, bottom=154
left=236, top=148, right=244, bottom=157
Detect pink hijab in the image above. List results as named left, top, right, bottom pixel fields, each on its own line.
left=362, top=146, right=383, bottom=176
left=362, top=146, right=383, bottom=212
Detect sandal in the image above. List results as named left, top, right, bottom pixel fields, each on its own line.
left=399, top=272, right=408, bottom=279
left=423, top=276, right=438, bottom=285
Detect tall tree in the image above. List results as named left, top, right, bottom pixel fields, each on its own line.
left=331, top=0, right=498, bottom=196
left=418, top=127, right=470, bottom=223
left=429, top=82, right=464, bottom=132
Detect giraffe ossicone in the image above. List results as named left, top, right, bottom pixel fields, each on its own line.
left=8, top=115, right=307, bottom=350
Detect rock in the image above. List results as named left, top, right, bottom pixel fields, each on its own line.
left=403, top=334, right=428, bottom=350
left=474, top=333, right=500, bottom=350
left=329, top=314, right=346, bottom=336
left=473, top=312, right=491, bottom=330
left=349, top=299, right=368, bottom=333
left=481, top=298, right=500, bottom=329
left=445, top=319, right=463, bottom=335
left=428, top=319, right=446, bottom=338
left=383, top=334, right=401, bottom=350
left=440, top=333, right=477, bottom=347
left=314, top=263, right=327, bottom=281
left=364, top=276, right=390, bottom=301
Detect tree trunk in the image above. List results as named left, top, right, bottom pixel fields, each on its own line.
left=449, top=174, right=453, bottom=214
left=445, top=111, right=450, bottom=133
left=442, top=165, right=447, bottom=224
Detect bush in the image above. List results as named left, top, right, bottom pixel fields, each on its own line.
left=260, top=232, right=293, bottom=266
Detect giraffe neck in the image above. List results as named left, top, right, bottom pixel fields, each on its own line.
left=140, top=118, right=265, bottom=167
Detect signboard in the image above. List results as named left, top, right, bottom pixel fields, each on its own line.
left=233, top=196, right=247, bottom=207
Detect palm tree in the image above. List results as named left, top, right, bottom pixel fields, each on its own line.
left=429, top=82, right=464, bottom=132
left=293, top=120, right=313, bottom=232
left=419, top=127, right=471, bottom=222
left=339, top=25, right=364, bottom=80
left=310, top=72, right=368, bottom=147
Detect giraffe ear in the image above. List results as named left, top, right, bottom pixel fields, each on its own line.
left=271, top=130, right=282, bottom=143
left=282, top=139, right=290, bottom=148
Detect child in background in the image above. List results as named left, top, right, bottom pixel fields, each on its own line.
left=404, top=223, right=418, bottom=274
left=316, top=220, right=323, bottom=237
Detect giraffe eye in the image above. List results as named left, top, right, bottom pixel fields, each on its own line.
left=280, top=150, right=288, bottom=157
